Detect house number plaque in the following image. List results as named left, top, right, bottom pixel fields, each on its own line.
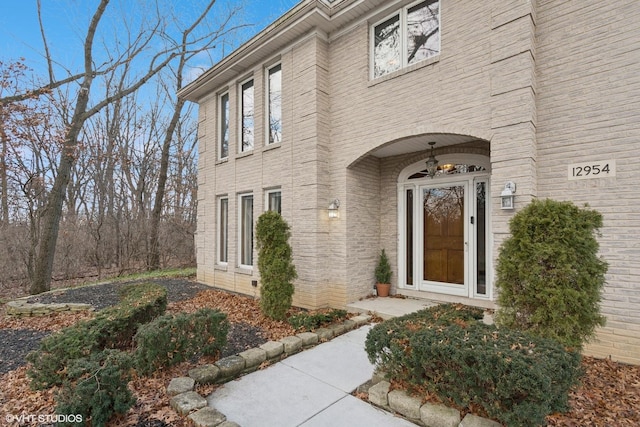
left=568, top=160, right=616, bottom=180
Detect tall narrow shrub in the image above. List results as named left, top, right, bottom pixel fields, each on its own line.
left=256, top=211, right=297, bottom=320
left=495, top=199, right=608, bottom=348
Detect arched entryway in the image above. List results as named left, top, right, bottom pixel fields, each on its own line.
left=397, top=153, right=492, bottom=300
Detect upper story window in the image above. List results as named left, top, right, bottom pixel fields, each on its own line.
left=240, top=79, right=254, bottom=152
left=266, top=64, right=282, bottom=145
left=265, top=188, right=281, bottom=214
left=219, top=92, right=229, bottom=159
left=372, top=0, right=440, bottom=79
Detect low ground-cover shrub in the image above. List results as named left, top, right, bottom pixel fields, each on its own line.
left=134, top=308, right=229, bottom=375
left=288, top=309, right=348, bottom=331
left=365, top=304, right=582, bottom=426
left=55, top=350, right=135, bottom=427
left=365, top=303, right=484, bottom=374
left=27, top=283, right=167, bottom=389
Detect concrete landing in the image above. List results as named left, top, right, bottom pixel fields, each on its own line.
left=346, top=296, right=437, bottom=320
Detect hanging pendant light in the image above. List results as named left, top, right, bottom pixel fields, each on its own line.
left=425, top=141, right=439, bottom=178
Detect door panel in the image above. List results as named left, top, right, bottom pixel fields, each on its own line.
left=423, top=185, right=465, bottom=285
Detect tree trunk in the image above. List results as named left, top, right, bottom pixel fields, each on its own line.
left=149, top=97, right=186, bottom=270
left=0, top=105, right=9, bottom=226
left=30, top=92, right=90, bottom=294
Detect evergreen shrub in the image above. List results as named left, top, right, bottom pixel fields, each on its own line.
left=495, top=199, right=608, bottom=348
left=288, top=309, right=348, bottom=331
left=365, top=304, right=582, bottom=426
left=55, top=350, right=135, bottom=427
left=134, top=308, right=229, bottom=375
left=27, top=282, right=167, bottom=389
left=374, top=249, right=392, bottom=284
left=256, top=211, right=297, bottom=320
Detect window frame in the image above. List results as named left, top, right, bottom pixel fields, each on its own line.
left=218, top=91, right=230, bottom=160
left=217, top=196, right=229, bottom=265
left=265, top=63, right=282, bottom=146
left=238, top=78, right=255, bottom=153
left=238, top=193, right=254, bottom=268
left=265, top=188, right=282, bottom=214
left=370, top=0, right=441, bottom=80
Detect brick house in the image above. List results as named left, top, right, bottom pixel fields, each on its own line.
left=180, top=0, right=640, bottom=364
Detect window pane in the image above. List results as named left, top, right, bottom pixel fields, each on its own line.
left=220, top=93, right=229, bottom=158
left=406, top=0, right=440, bottom=65
left=373, top=14, right=400, bottom=78
left=219, top=198, right=228, bottom=263
left=476, top=182, right=487, bottom=295
left=268, top=65, right=282, bottom=144
left=406, top=189, right=413, bottom=286
left=268, top=191, right=281, bottom=214
left=241, top=195, right=253, bottom=266
left=241, top=80, right=254, bottom=152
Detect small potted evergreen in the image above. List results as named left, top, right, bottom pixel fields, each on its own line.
left=374, top=249, right=392, bottom=297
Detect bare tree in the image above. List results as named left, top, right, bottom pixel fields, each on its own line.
left=0, top=0, right=243, bottom=294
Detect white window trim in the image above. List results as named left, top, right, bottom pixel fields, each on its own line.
left=238, top=193, right=254, bottom=269
left=264, top=187, right=282, bottom=213
left=217, top=196, right=229, bottom=265
left=265, top=63, right=282, bottom=146
left=238, top=77, right=255, bottom=154
left=218, top=91, right=230, bottom=160
left=369, top=0, right=441, bottom=80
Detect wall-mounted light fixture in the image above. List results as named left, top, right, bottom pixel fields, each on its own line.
left=500, top=181, right=516, bottom=210
left=425, top=141, right=439, bottom=178
left=328, top=199, right=340, bottom=218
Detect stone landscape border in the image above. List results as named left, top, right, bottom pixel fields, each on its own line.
left=166, top=314, right=503, bottom=427
left=5, top=299, right=93, bottom=317
left=166, top=315, right=371, bottom=427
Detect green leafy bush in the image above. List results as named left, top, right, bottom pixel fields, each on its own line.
left=134, top=308, right=229, bottom=375
left=288, top=309, right=348, bottom=331
left=495, top=199, right=608, bottom=348
left=55, top=350, right=135, bottom=427
left=27, top=282, right=167, bottom=389
left=256, top=211, right=297, bottom=320
left=365, top=304, right=582, bottom=427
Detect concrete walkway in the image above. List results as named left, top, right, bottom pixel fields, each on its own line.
left=207, top=325, right=417, bottom=427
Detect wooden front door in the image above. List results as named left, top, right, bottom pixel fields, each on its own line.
left=423, top=185, right=465, bottom=285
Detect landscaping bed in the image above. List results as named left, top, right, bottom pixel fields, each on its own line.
left=0, top=278, right=298, bottom=426
left=1, top=279, right=639, bottom=426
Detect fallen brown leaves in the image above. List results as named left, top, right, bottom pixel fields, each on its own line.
left=547, top=356, right=640, bottom=426
left=0, top=310, right=93, bottom=332
left=0, top=367, right=56, bottom=416
left=1, top=289, right=298, bottom=426
left=2, top=288, right=639, bottom=426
